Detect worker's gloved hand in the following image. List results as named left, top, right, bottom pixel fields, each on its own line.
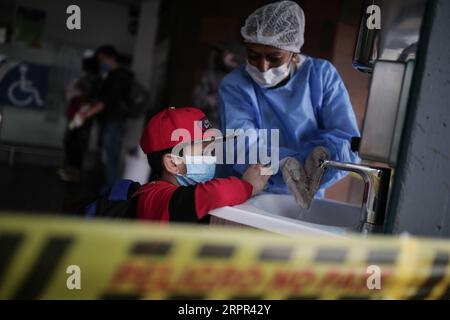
left=281, top=147, right=330, bottom=209
left=280, top=157, right=312, bottom=209
left=305, top=146, right=330, bottom=200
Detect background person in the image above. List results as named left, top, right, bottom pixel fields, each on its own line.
left=95, top=45, right=134, bottom=187
left=193, top=41, right=244, bottom=127
left=59, top=56, right=101, bottom=182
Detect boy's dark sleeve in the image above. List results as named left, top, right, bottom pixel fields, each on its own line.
left=168, top=185, right=197, bottom=222
left=168, top=177, right=253, bottom=222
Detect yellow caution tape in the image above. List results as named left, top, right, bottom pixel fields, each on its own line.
left=0, top=213, right=450, bottom=300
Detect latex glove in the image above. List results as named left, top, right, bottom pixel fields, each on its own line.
left=305, top=146, right=330, bottom=199
left=280, top=157, right=312, bottom=209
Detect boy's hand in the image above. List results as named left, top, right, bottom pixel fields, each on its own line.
left=242, top=164, right=272, bottom=196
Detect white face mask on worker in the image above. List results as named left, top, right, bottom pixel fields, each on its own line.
left=246, top=59, right=292, bottom=88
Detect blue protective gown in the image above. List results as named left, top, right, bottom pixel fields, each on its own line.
left=218, top=56, right=361, bottom=197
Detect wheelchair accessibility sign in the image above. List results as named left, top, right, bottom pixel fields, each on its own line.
left=0, top=59, right=49, bottom=109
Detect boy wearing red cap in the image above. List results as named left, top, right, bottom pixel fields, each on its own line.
left=137, top=107, right=269, bottom=223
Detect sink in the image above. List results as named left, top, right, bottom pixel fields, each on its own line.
left=209, top=193, right=362, bottom=236
left=247, top=194, right=362, bottom=228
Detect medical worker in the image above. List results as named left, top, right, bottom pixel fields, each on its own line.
left=218, top=1, right=361, bottom=207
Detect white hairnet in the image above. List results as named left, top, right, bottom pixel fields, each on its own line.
left=241, top=1, right=305, bottom=53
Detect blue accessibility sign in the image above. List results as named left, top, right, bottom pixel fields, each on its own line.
left=0, top=59, right=49, bottom=109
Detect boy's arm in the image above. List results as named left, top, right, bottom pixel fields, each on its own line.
left=168, top=177, right=253, bottom=222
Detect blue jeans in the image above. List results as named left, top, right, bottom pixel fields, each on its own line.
left=101, top=121, right=125, bottom=187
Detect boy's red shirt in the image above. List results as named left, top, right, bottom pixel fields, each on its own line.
left=136, top=177, right=253, bottom=223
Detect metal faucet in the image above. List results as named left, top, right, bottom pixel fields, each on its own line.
left=319, top=160, right=391, bottom=234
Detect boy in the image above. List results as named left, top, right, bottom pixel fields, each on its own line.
left=137, top=107, right=270, bottom=223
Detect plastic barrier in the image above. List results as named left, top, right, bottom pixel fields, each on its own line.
left=0, top=213, right=450, bottom=300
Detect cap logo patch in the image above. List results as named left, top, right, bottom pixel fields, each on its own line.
left=198, top=117, right=212, bottom=132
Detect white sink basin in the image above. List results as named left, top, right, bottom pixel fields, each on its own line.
left=209, top=193, right=362, bottom=237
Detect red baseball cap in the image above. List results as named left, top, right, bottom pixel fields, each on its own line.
left=140, top=107, right=213, bottom=154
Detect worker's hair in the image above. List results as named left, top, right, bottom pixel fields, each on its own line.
left=147, top=148, right=184, bottom=181
left=96, top=44, right=119, bottom=60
